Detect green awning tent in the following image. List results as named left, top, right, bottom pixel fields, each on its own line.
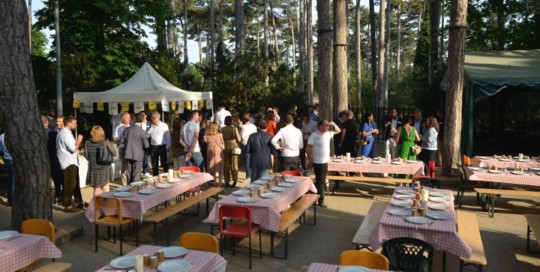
left=442, top=49, right=540, bottom=155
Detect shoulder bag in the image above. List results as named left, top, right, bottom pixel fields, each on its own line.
left=411, top=144, right=422, bottom=155
left=96, top=141, right=115, bottom=165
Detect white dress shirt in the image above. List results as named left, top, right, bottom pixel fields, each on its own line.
left=271, top=124, right=303, bottom=157
left=113, top=124, right=130, bottom=147
left=214, top=108, right=232, bottom=129
left=301, top=120, right=318, bottom=141
left=240, top=122, right=257, bottom=145
left=307, top=131, right=333, bottom=164
left=56, top=128, right=78, bottom=169
left=148, top=121, right=171, bottom=149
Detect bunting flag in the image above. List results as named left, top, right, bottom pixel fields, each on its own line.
left=97, top=102, right=105, bottom=111
left=178, top=102, right=184, bottom=114
left=198, top=100, right=205, bottom=109
left=171, top=101, right=176, bottom=111
left=134, top=102, right=144, bottom=113
left=191, top=100, right=198, bottom=110
left=185, top=101, right=191, bottom=110
left=72, top=99, right=81, bottom=109
left=121, top=102, right=130, bottom=112
left=161, top=100, right=170, bottom=112
left=205, top=99, right=213, bottom=110
left=83, top=103, right=93, bottom=114
left=148, top=100, right=157, bottom=110
left=108, top=103, right=119, bottom=115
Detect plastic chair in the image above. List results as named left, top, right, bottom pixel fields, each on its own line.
left=179, top=232, right=219, bottom=253
left=463, top=155, right=471, bottom=166
left=281, top=170, right=304, bottom=176
left=382, top=237, right=434, bottom=272
left=22, top=219, right=55, bottom=243
left=219, top=206, right=262, bottom=269
left=94, top=197, right=135, bottom=255
left=339, top=250, right=390, bottom=270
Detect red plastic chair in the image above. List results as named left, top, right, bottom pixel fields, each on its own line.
left=281, top=170, right=303, bottom=176
left=219, top=206, right=262, bottom=269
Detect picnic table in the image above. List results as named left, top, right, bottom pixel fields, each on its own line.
left=369, top=188, right=472, bottom=259
left=96, top=245, right=227, bottom=272
left=0, top=234, right=62, bottom=272
left=307, top=262, right=390, bottom=272
left=85, top=172, right=214, bottom=222
left=204, top=176, right=317, bottom=232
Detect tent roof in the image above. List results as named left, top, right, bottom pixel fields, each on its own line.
left=464, top=49, right=540, bottom=101
left=73, top=62, right=212, bottom=104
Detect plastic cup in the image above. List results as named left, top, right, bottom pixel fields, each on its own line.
left=149, top=256, right=158, bottom=269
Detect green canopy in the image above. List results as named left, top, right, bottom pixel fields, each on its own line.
left=443, top=49, right=540, bottom=155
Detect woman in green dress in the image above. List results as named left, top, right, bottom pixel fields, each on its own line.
left=397, top=117, right=420, bottom=160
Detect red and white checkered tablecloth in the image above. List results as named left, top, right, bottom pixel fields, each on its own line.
left=96, top=245, right=227, bottom=272
left=307, top=262, right=389, bottom=272
left=204, top=176, right=318, bottom=232
left=475, top=156, right=540, bottom=169
left=0, top=234, right=62, bottom=272
left=328, top=159, right=424, bottom=175
left=466, top=167, right=540, bottom=187
left=369, top=189, right=472, bottom=259
left=85, top=173, right=214, bottom=222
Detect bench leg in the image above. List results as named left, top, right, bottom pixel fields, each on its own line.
left=270, top=232, right=275, bottom=258
left=527, top=224, right=531, bottom=252
left=443, top=251, right=446, bottom=272
left=153, top=223, right=158, bottom=245
left=488, top=194, right=496, bottom=218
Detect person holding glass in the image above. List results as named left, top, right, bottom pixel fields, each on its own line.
left=360, top=112, right=379, bottom=158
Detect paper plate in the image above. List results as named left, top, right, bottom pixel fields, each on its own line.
left=162, top=246, right=188, bottom=258
left=511, top=171, right=527, bottom=175
left=470, top=166, right=482, bottom=171
left=388, top=209, right=411, bottom=216
left=158, top=260, right=192, bottom=272
left=271, top=187, right=287, bottom=192
left=138, top=188, right=156, bottom=195
left=285, top=178, right=299, bottom=183
left=479, top=156, right=489, bottom=160
left=232, top=190, right=250, bottom=196
left=260, top=176, right=274, bottom=181
left=182, top=170, right=194, bottom=174
left=260, top=192, right=279, bottom=199
left=237, top=197, right=257, bottom=203
left=391, top=200, right=412, bottom=208
left=518, top=159, right=531, bottom=163
left=406, top=216, right=432, bottom=224
left=391, top=161, right=403, bottom=165
left=531, top=168, right=540, bottom=171
left=498, top=158, right=512, bottom=162
left=407, top=160, right=419, bottom=164
left=0, top=230, right=20, bottom=241
left=279, top=183, right=292, bottom=187
left=354, top=160, right=365, bottom=164
left=394, top=194, right=415, bottom=200
left=395, top=188, right=414, bottom=194
left=333, top=160, right=344, bottom=163
left=253, top=180, right=268, bottom=185
left=114, top=186, right=131, bottom=192
left=110, top=256, right=135, bottom=269
left=427, top=212, right=452, bottom=220
left=429, top=196, right=449, bottom=203
left=113, top=192, right=133, bottom=198
left=338, top=265, right=372, bottom=272
left=488, top=169, right=503, bottom=174
left=246, top=184, right=260, bottom=189
left=428, top=203, right=449, bottom=210
left=429, top=191, right=446, bottom=197
left=157, top=184, right=172, bottom=189
left=371, top=161, right=383, bottom=164
left=130, top=181, right=145, bottom=186
left=179, top=174, right=193, bottom=179
left=168, top=178, right=180, bottom=183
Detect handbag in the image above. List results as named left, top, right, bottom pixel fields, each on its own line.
left=411, top=144, right=422, bottom=155
left=232, top=147, right=242, bottom=155
left=358, top=136, right=369, bottom=146
left=96, top=141, right=114, bottom=165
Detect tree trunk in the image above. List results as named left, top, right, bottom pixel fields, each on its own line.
left=270, top=1, right=279, bottom=67
left=376, top=0, right=387, bottom=107
left=209, top=0, right=215, bottom=89
left=218, top=0, right=224, bottom=46
left=396, top=3, right=401, bottom=74
left=429, top=0, right=441, bottom=93
left=235, top=0, right=244, bottom=56
left=306, top=0, right=314, bottom=105
left=28, top=0, right=31, bottom=52
left=317, top=0, right=332, bottom=119
left=298, top=0, right=305, bottom=96
left=256, top=15, right=260, bottom=54
left=355, top=0, right=362, bottom=107
left=183, top=0, right=188, bottom=65
left=383, top=0, right=390, bottom=107
left=285, top=9, right=296, bottom=83
left=333, top=0, right=348, bottom=115
left=263, top=0, right=269, bottom=59
left=369, top=0, right=377, bottom=105
left=198, top=25, right=202, bottom=62
left=0, top=0, right=53, bottom=230
left=442, top=0, right=468, bottom=176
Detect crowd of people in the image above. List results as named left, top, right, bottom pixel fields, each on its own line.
left=0, top=104, right=443, bottom=210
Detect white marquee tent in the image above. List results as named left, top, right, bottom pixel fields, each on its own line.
left=73, top=62, right=212, bottom=114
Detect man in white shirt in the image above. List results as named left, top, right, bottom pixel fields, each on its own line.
left=147, top=111, right=171, bottom=176
left=113, top=112, right=130, bottom=185
left=214, top=105, right=232, bottom=129
left=300, top=115, right=317, bottom=170
left=306, top=119, right=341, bottom=208
left=240, top=112, right=257, bottom=182
left=56, top=115, right=84, bottom=212
left=180, top=110, right=204, bottom=170
left=271, top=115, right=303, bottom=171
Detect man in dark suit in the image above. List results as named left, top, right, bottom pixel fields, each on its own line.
left=384, top=108, right=403, bottom=159
left=246, top=119, right=274, bottom=182
left=121, top=112, right=150, bottom=184
left=333, top=111, right=347, bottom=156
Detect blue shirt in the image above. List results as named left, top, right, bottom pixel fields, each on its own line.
left=56, top=128, right=79, bottom=169
left=0, top=133, right=12, bottom=161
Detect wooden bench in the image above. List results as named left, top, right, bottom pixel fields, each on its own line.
left=456, top=210, right=487, bottom=272
left=351, top=201, right=387, bottom=250
left=144, top=187, right=223, bottom=245
left=474, top=188, right=540, bottom=217
left=310, top=174, right=410, bottom=194
left=524, top=214, right=540, bottom=253
left=270, top=194, right=320, bottom=259
left=31, top=262, right=72, bottom=272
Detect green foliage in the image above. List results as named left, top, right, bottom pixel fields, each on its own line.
left=413, top=5, right=430, bottom=80
left=31, top=28, right=48, bottom=58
